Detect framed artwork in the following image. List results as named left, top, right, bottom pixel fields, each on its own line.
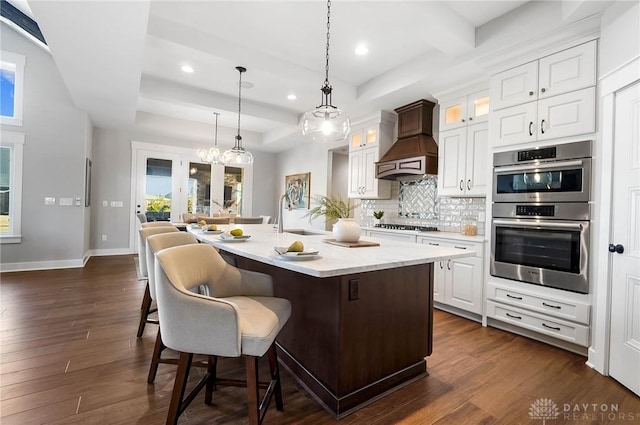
left=285, top=172, right=310, bottom=209
left=85, top=158, right=92, bottom=207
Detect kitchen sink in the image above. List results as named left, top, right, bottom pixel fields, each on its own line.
left=283, top=229, right=326, bottom=236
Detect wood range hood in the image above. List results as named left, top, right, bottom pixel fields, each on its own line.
left=376, top=99, right=438, bottom=180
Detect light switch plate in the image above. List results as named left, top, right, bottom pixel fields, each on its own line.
left=59, top=197, right=73, bottom=206
left=44, top=197, right=56, bottom=206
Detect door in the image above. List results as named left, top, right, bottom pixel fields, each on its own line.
left=489, top=61, right=538, bottom=110
left=538, top=40, right=596, bottom=99
left=135, top=151, right=182, bottom=224
left=448, top=256, right=483, bottom=314
left=347, top=152, right=362, bottom=198
left=609, top=81, right=640, bottom=396
left=465, top=123, right=488, bottom=196
left=537, top=87, right=596, bottom=141
left=489, top=101, right=537, bottom=147
left=438, top=128, right=465, bottom=196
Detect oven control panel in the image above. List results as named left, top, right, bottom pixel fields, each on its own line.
left=515, top=205, right=555, bottom=217
left=517, top=146, right=556, bottom=162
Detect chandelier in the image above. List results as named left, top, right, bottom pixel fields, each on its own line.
left=301, top=0, right=350, bottom=142
left=222, top=66, right=253, bottom=165
left=197, top=112, right=223, bottom=165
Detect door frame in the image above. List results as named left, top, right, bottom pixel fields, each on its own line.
left=129, top=141, right=253, bottom=252
left=589, top=57, right=640, bottom=374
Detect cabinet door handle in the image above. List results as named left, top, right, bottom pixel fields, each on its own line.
left=529, top=91, right=534, bottom=96
left=447, top=260, right=451, bottom=270
left=506, top=294, right=523, bottom=300
left=542, top=323, right=561, bottom=331
left=467, top=179, right=471, bottom=190
left=542, top=302, right=561, bottom=310
left=540, top=119, right=545, bottom=134
left=439, top=261, right=444, bottom=269
left=459, top=180, right=464, bottom=191
left=469, top=117, right=473, bottom=121
left=428, top=242, right=440, bottom=246
left=506, top=312, right=522, bottom=320
left=541, top=87, right=546, bottom=93
left=454, top=246, right=467, bottom=250
left=529, top=121, right=534, bottom=136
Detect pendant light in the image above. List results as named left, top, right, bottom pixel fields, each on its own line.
left=197, top=112, right=223, bottom=165
left=301, top=0, right=350, bottom=142
left=222, top=66, right=253, bottom=165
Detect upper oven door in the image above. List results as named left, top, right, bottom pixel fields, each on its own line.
left=493, top=158, right=591, bottom=203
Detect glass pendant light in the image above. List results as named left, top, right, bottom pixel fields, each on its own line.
left=302, top=0, right=350, bottom=142
left=197, top=112, right=223, bottom=165
left=222, top=66, right=253, bottom=165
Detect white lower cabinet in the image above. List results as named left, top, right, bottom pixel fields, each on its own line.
left=418, top=236, right=484, bottom=317
left=486, top=281, right=591, bottom=346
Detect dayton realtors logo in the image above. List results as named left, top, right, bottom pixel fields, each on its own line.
left=529, top=398, right=637, bottom=423
left=529, top=398, right=560, bottom=424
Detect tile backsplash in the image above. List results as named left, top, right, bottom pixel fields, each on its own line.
left=358, top=175, right=486, bottom=235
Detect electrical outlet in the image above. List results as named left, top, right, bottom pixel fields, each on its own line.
left=348, top=279, right=359, bottom=301
left=101, top=234, right=107, bottom=241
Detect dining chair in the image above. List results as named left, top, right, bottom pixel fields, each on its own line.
left=233, top=217, right=263, bottom=224
left=154, top=244, right=291, bottom=425
left=136, top=212, right=148, bottom=224
left=137, top=226, right=180, bottom=338
left=145, top=231, right=199, bottom=384
left=259, top=215, right=272, bottom=224
left=141, top=221, right=175, bottom=228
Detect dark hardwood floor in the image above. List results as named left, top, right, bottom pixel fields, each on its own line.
left=1, top=255, right=638, bottom=424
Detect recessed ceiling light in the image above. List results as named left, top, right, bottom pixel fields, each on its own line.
left=287, top=94, right=297, bottom=100
left=355, top=44, right=368, bottom=56
left=181, top=65, right=194, bottom=73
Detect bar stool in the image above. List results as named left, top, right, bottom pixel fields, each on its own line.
left=136, top=226, right=180, bottom=338
left=141, top=222, right=176, bottom=228
left=155, top=244, right=291, bottom=425
left=234, top=217, right=264, bottom=224
left=145, top=231, right=199, bottom=383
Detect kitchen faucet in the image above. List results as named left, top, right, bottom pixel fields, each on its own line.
left=276, top=192, right=292, bottom=233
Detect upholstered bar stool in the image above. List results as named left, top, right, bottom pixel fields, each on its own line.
left=141, top=222, right=176, bottom=228
left=137, top=226, right=180, bottom=338
left=154, top=244, right=291, bottom=425
left=234, top=217, right=264, bottom=224
left=145, top=231, right=199, bottom=383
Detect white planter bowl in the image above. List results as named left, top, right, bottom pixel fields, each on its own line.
left=332, top=218, right=361, bottom=243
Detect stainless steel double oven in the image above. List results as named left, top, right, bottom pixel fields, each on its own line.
left=490, top=140, right=592, bottom=294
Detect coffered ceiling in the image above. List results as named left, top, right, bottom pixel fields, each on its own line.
left=9, top=0, right=614, bottom=152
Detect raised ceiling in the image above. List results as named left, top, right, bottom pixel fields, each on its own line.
left=11, top=0, right=613, bottom=152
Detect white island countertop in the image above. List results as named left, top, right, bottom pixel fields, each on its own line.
left=189, top=224, right=475, bottom=278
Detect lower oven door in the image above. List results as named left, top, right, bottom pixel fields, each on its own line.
left=490, top=218, right=589, bottom=294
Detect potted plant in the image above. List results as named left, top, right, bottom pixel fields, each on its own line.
left=373, top=210, right=384, bottom=226
left=304, top=195, right=361, bottom=242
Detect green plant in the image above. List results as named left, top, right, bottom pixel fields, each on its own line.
left=146, top=195, right=170, bottom=212
left=304, top=195, right=356, bottom=222
left=373, top=210, right=384, bottom=219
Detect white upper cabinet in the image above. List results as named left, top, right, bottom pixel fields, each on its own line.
left=490, top=62, right=539, bottom=111
left=438, top=123, right=488, bottom=196
left=348, top=112, right=395, bottom=199
left=489, top=40, right=597, bottom=147
left=491, top=40, right=596, bottom=111
left=440, top=89, right=490, bottom=132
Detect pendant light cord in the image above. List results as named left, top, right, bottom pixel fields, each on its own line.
left=324, top=0, right=331, bottom=86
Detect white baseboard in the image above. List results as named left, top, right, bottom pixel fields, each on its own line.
left=87, top=248, right=133, bottom=257
left=1, top=248, right=134, bottom=273
left=0, top=258, right=85, bottom=272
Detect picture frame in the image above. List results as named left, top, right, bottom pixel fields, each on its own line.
left=85, top=158, right=92, bottom=207
left=285, top=172, right=310, bottom=209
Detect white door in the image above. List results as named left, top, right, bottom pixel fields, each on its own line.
left=609, top=81, right=640, bottom=396
left=537, top=87, right=596, bottom=141
left=538, top=40, right=596, bottom=99
left=438, top=128, right=465, bottom=196
left=489, top=61, right=538, bottom=110
left=347, top=152, right=362, bottom=198
left=489, top=101, right=537, bottom=147
left=465, top=123, right=488, bottom=196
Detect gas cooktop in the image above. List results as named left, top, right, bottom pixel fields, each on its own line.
left=374, top=224, right=439, bottom=232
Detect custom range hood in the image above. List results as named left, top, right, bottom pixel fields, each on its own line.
left=376, top=99, right=438, bottom=180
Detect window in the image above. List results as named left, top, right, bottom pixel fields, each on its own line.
left=0, top=131, right=24, bottom=243
left=0, top=51, right=26, bottom=126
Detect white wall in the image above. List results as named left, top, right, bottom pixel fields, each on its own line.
left=90, top=127, right=278, bottom=253
left=599, top=0, right=640, bottom=78
left=275, top=140, right=348, bottom=230
left=0, top=23, right=91, bottom=270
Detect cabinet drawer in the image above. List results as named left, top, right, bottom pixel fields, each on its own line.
left=487, top=301, right=589, bottom=346
left=487, top=283, right=590, bottom=324
left=417, top=237, right=482, bottom=258
left=365, top=230, right=416, bottom=243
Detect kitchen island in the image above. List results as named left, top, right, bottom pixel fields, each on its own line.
left=190, top=224, right=474, bottom=418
